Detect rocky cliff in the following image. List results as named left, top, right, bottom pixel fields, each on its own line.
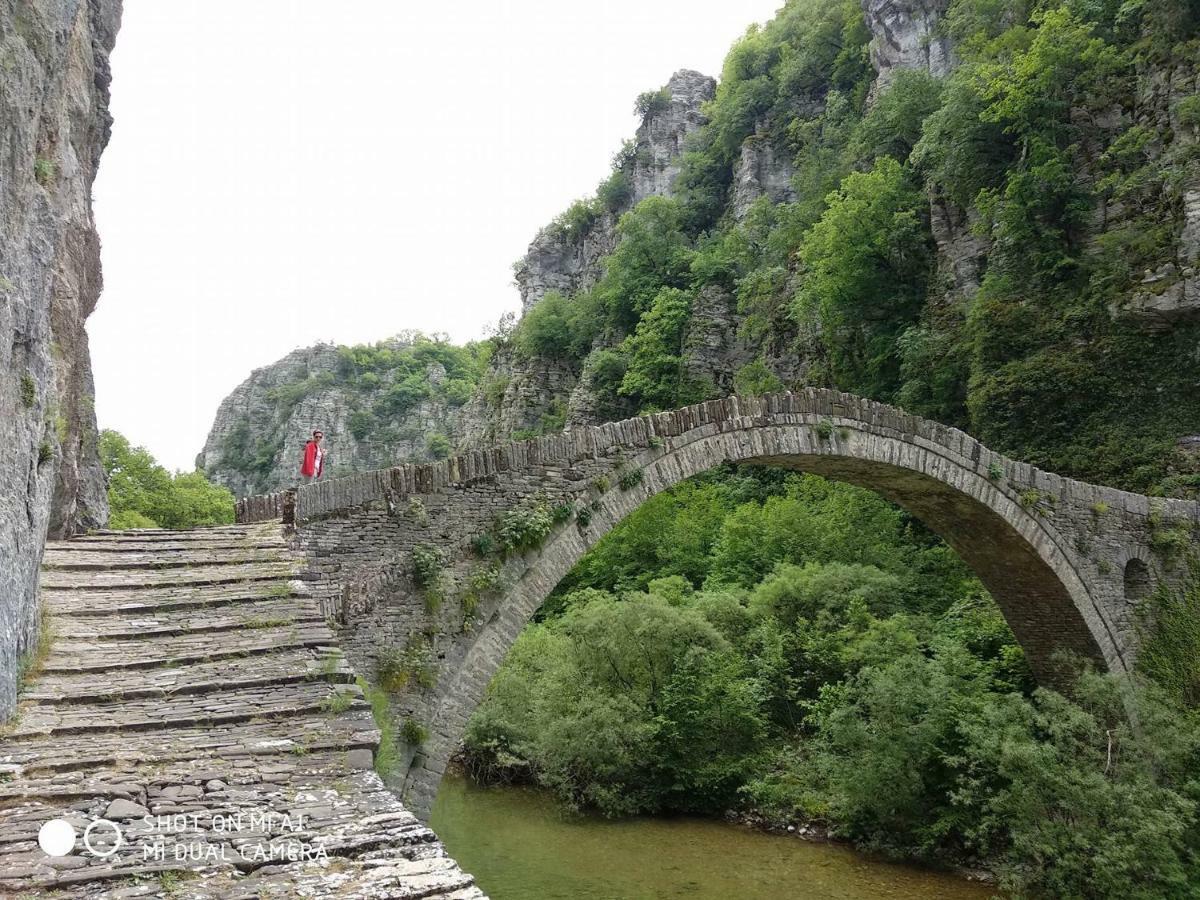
left=198, top=337, right=480, bottom=498
left=0, top=0, right=120, bottom=717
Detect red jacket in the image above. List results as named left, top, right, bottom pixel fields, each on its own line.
left=300, top=440, right=324, bottom=478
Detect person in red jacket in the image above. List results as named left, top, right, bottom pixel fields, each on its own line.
left=300, top=430, right=326, bottom=482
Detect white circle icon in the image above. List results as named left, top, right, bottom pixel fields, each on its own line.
left=38, top=819, right=77, bottom=856
left=83, top=819, right=123, bottom=858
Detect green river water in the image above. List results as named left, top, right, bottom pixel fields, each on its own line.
left=431, top=774, right=997, bottom=900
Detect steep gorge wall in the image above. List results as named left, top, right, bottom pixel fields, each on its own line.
left=0, top=0, right=120, bottom=717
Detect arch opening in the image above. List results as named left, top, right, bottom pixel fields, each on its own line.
left=1124, top=557, right=1153, bottom=603
left=399, top=419, right=1129, bottom=816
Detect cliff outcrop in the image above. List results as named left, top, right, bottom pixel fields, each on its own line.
left=0, top=0, right=121, bottom=717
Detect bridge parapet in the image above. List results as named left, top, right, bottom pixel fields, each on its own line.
left=283, top=391, right=1179, bottom=524
left=233, top=389, right=1200, bottom=818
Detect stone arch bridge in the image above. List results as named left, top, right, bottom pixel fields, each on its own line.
left=236, top=390, right=1199, bottom=818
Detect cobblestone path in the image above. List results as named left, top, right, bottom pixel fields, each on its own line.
left=0, top=524, right=484, bottom=899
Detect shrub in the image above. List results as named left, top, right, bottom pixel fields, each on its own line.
left=733, top=360, right=783, bottom=397
left=426, top=432, right=451, bottom=460
left=400, top=717, right=430, bottom=746
left=618, top=468, right=644, bottom=490
left=33, top=157, right=55, bottom=186
left=498, top=500, right=555, bottom=553
left=19, top=374, right=35, bottom=408
left=597, top=169, right=632, bottom=212
left=1176, top=94, right=1200, bottom=128
left=635, top=86, right=672, bottom=118
left=376, top=640, right=436, bottom=693
left=410, top=545, right=444, bottom=588
left=347, top=409, right=374, bottom=440
left=1150, top=525, right=1192, bottom=560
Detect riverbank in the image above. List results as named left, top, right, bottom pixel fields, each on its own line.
left=431, top=773, right=996, bottom=900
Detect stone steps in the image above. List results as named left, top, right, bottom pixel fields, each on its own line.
left=18, top=647, right=354, bottom=704
left=41, top=548, right=292, bottom=569
left=41, top=622, right=337, bottom=673
left=0, top=524, right=482, bottom=897
left=68, top=525, right=283, bottom=541
left=1, top=709, right=380, bottom=776
left=41, top=580, right=311, bottom=617
left=52, top=598, right=325, bottom=640
left=39, top=560, right=302, bottom=590
left=7, top=681, right=368, bottom=740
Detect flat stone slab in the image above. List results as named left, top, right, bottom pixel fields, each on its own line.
left=41, top=622, right=337, bottom=674
left=52, top=598, right=325, bottom=640
left=40, top=560, right=302, bottom=590
left=21, top=648, right=352, bottom=705
left=42, top=548, right=293, bottom=569
left=1, top=526, right=482, bottom=898
left=42, top=581, right=312, bottom=617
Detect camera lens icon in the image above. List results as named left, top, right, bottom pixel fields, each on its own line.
left=37, top=817, right=123, bottom=858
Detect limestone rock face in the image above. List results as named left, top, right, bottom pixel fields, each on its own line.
left=681, top=286, right=753, bottom=395
left=862, top=0, right=954, bottom=96
left=198, top=343, right=468, bottom=499
left=457, top=348, right=576, bottom=448
left=513, top=69, right=715, bottom=315
left=0, top=0, right=121, bottom=718
left=513, top=213, right=621, bottom=316
left=626, top=69, right=716, bottom=206
left=731, top=134, right=797, bottom=221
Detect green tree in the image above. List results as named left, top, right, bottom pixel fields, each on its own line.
left=618, top=287, right=693, bottom=410
left=794, top=157, right=931, bottom=399
left=101, top=430, right=235, bottom=529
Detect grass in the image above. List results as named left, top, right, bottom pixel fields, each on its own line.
left=377, top=642, right=436, bottom=693
left=33, top=157, right=55, bottom=186
left=320, top=692, right=354, bottom=715
left=358, top=676, right=400, bottom=776
left=16, top=605, right=54, bottom=698
left=240, top=615, right=294, bottom=629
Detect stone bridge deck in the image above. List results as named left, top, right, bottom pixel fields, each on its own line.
left=0, top=523, right=483, bottom=898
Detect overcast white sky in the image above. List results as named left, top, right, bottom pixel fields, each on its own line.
left=91, top=1, right=783, bottom=471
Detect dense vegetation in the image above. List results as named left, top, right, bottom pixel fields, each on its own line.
left=456, top=1, right=1200, bottom=896
left=510, top=0, right=1200, bottom=497
left=462, top=467, right=1200, bottom=897
left=100, top=430, right=235, bottom=529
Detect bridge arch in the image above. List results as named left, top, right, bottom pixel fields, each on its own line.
left=266, top=391, right=1197, bottom=816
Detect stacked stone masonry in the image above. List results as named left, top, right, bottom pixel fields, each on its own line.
left=0, top=523, right=484, bottom=898
left=241, top=390, right=1199, bottom=818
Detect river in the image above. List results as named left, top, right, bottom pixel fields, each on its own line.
left=431, top=774, right=997, bottom=900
